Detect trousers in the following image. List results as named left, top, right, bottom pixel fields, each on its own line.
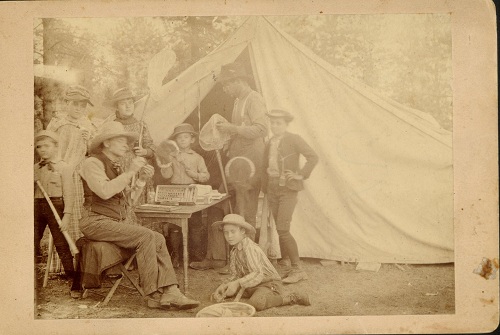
left=243, top=280, right=284, bottom=311
left=267, top=178, right=301, bottom=267
left=79, top=211, right=178, bottom=295
left=34, top=198, right=75, bottom=277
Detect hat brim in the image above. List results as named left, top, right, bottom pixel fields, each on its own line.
left=169, top=130, right=198, bottom=139
left=212, top=220, right=256, bottom=235
left=89, top=132, right=139, bottom=154
left=65, top=97, right=94, bottom=107
left=102, top=95, right=143, bottom=108
left=266, top=112, right=294, bottom=122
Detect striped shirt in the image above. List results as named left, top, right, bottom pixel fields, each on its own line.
left=228, top=237, right=281, bottom=289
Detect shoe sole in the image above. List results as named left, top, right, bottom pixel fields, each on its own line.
left=148, top=299, right=170, bottom=309
left=170, top=302, right=200, bottom=310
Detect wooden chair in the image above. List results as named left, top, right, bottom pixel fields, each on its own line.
left=75, top=238, right=145, bottom=306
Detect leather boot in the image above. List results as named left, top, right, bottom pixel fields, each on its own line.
left=282, top=292, right=311, bottom=306
left=160, top=285, right=200, bottom=309
left=168, top=230, right=182, bottom=268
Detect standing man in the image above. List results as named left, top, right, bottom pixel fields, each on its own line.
left=190, top=62, right=268, bottom=271
left=79, top=121, right=200, bottom=309
left=216, top=62, right=268, bottom=238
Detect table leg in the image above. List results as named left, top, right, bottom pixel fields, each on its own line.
left=181, top=218, right=189, bottom=294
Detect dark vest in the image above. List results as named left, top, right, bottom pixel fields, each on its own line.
left=82, top=152, right=127, bottom=220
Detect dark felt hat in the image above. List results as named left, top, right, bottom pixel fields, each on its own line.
left=266, top=109, right=295, bottom=123
left=169, top=123, right=198, bottom=139
left=212, top=214, right=256, bottom=235
left=103, top=88, right=141, bottom=108
left=218, top=62, right=252, bottom=83
left=64, top=85, right=94, bottom=106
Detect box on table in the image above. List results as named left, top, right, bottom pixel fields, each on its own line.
left=154, top=184, right=214, bottom=205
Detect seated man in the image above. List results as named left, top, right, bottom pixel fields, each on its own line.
left=78, top=121, right=199, bottom=310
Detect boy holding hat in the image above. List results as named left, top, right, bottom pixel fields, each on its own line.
left=157, top=123, right=210, bottom=267
left=211, top=214, right=311, bottom=311
left=262, top=109, right=318, bottom=284
left=46, top=85, right=97, bottom=274
left=34, top=130, right=80, bottom=294
left=78, top=121, right=200, bottom=309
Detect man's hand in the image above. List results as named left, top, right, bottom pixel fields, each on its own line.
left=284, top=169, right=304, bottom=181
left=128, top=157, right=147, bottom=174
left=133, top=146, right=148, bottom=157
left=138, top=164, right=154, bottom=182
left=224, top=280, right=240, bottom=297
left=216, top=122, right=237, bottom=134
left=60, top=214, right=71, bottom=232
left=215, top=283, right=228, bottom=297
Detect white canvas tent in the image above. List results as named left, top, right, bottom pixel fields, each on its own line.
left=136, top=16, right=453, bottom=264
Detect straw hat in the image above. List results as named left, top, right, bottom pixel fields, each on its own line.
left=169, top=123, right=198, bottom=139
left=218, top=62, right=252, bottom=83
left=64, top=85, right=94, bottom=106
left=266, top=109, right=294, bottom=123
left=212, top=214, right=256, bottom=235
left=35, top=130, right=59, bottom=143
left=103, top=88, right=141, bottom=108
left=89, top=121, right=138, bottom=153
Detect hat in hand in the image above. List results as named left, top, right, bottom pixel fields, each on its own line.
left=64, top=85, right=94, bottom=106
left=266, top=109, right=294, bottom=123
left=103, top=87, right=142, bottom=108
left=89, top=121, right=138, bottom=153
left=212, top=214, right=256, bottom=235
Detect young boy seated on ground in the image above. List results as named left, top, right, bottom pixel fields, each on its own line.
left=34, top=130, right=80, bottom=296
left=211, top=214, right=311, bottom=311
left=158, top=123, right=210, bottom=267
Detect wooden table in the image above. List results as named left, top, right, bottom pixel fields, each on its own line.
left=135, top=195, right=230, bottom=294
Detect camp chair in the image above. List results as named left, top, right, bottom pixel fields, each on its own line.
left=75, top=238, right=145, bottom=306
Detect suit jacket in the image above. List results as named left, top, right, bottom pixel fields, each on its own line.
left=262, top=132, right=318, bottom=192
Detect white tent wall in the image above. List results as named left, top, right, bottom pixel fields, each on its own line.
left=140, top=16, right=454, bottom=264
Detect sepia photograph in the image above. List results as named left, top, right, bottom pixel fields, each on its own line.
left=0, top=1, right=497, bottom=334
left=33, top=14, right=454, bottom=319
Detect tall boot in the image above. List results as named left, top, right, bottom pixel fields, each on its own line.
left=168, top=230, right=182, bottom=268
left=282, top=292, right=311, bottom=306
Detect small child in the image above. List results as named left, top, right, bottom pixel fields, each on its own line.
left=34, top=130, right=80, bottom=295
left=159, top=123, right=210, bottom=266
left=211, top=214, right=310, bottom=312
left=262, top=109, right=318, bottom=284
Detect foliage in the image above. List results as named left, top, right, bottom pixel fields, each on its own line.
left=34, top=15, right=452, bottom=130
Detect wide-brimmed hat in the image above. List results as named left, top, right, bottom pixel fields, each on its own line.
left=89, top=121, right=138, bottom=153
left=266, top=109, right=294, bottom=123
left=103, top=88, right=142, bottom=108
left=218, top=62, right=252, bottom=84
left=35, top=130, right=59, bottom=144
left=170, top=123, right=198, bottom=139
left=212, top=214, right=256, bottom=235
left=64, top=85, right=94, bottom=106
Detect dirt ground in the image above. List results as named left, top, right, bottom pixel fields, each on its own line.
left=35, top=255, right=454, bottom=319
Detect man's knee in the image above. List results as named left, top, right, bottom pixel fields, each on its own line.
left=248, top=294, right=267, bottom=311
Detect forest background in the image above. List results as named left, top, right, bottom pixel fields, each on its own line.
left=33, top=15, right=452, bottom=132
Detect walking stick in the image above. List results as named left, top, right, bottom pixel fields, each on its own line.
left=43, top=234, right=54, bottom=288
left=35, top=181, right=79, bottom=256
